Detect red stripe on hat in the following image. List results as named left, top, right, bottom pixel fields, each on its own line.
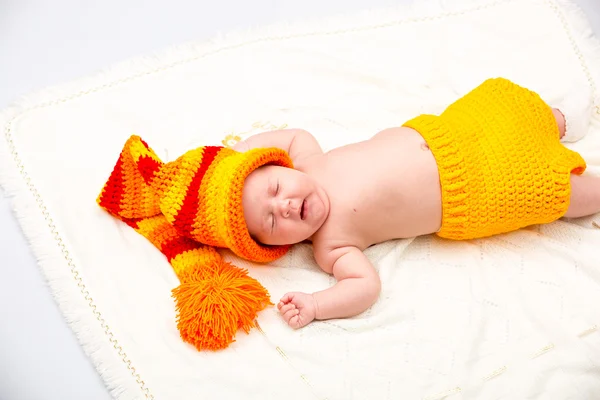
left=98, top=154, right=125, bottom=215
left=137, top=155, right=162, bottom=185
left=123, top=217, right=145, bottom=230
left=161, top=235, right=200, bottom=262
left=173, top=146, right=221, bottom=237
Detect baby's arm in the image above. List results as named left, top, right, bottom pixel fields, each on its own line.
left=233, top=128, right=323, bottom=165
left=314, top=247, right=381, bottom=320
left=278, top=246, right=381, bottom=328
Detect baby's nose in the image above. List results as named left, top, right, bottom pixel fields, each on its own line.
left=277, top=199, right=292, bottom=218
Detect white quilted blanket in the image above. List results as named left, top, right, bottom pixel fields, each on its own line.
left=2, top=0, right=600, bottom=399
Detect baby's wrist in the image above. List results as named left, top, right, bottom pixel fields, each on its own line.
left=311, top=293, right=321, bottom=320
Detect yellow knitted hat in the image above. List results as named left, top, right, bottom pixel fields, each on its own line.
left=97, top=135, right=293, bottom=350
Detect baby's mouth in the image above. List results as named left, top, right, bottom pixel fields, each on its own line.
left=300, top=199, right=307, bottom=220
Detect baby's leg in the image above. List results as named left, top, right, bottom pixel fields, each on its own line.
left=564, top=174, right=600, bottom=218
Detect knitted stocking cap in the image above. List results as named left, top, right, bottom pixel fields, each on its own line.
left=97, top=135, right=293, bottom=350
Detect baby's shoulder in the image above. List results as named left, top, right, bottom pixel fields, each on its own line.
left=312, top=235, right=359, bottom=274
left=294, top=151, right=327, bottom=173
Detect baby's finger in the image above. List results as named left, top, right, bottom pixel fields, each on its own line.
left=289, top=315, right=301, bottom=329
left=279, top=303, right=296, bottom=316
left=283, top=308, right=300, bottom=323
left=279, top=292, right=294, bottom=304
left=277, top=301, right=284, bottom=310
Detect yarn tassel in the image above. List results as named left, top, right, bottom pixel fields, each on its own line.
left=173, top=256, right=272, bottom=351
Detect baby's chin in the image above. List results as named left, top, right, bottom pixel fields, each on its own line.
left=295, top=223, right=327, bottom=245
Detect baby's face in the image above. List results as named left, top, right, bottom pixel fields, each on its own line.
left=242, top=165, right=329, bottom=245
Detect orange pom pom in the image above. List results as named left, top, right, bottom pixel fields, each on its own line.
left=172, top=259, right=272, bottom=351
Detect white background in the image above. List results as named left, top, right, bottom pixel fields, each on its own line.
left=1, top=1, right=599, bottom=399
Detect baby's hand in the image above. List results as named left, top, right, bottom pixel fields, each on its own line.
left=277, top=292, right=317, bottom=329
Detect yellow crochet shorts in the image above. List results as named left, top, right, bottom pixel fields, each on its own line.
left=403, top=78, right=587, bottom=240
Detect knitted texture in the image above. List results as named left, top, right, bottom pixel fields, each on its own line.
left=97, top=135, right=294, bottom=350
left=403, top=78, right=587, bottom=240
left=99, top=135, right=293, bottom=261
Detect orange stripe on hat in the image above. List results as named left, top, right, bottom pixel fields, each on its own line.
left=97, top=135, right=162, bottom=220
left=157, top=148, right=203, bottom=225
left=191, top=148, right=234, bottom=246
left=173, top=146, right=222, bottom=240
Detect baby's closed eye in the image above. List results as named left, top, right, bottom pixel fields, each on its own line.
left=269, top=180, right=280, bottom=197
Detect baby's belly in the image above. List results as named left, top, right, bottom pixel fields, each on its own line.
left=361, top=127, right=443, bottom=242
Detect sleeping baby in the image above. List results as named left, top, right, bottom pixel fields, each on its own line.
left=234, top=78, right=600, bottom=329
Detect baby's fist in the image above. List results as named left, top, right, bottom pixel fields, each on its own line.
left=277, top=292, right=317, bottom=329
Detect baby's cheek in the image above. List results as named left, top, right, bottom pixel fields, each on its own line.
left=288, top=221, right=309, bottom=241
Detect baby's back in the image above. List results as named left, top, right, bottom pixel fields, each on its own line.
left=307, top=127, right=442, bottom=250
